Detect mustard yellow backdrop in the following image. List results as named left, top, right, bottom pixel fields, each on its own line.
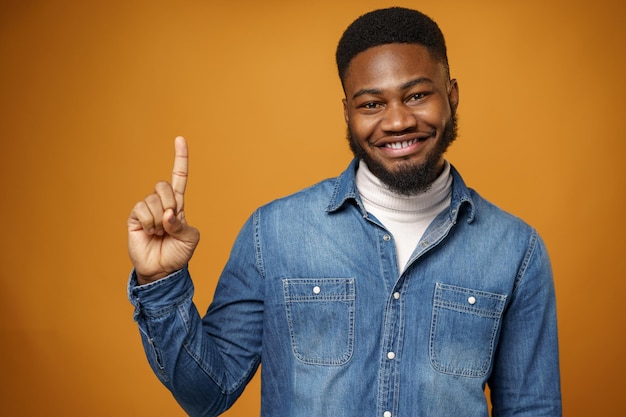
left=1, top=0, right=624, bottom=415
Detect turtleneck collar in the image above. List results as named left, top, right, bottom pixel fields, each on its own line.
left=356, top=159, right=452, bottom=216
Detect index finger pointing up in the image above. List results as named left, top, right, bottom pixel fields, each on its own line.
left=171, top=136, right=189, bottom=214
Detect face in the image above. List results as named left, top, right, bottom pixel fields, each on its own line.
left=342, top=43, right=459, bottom=195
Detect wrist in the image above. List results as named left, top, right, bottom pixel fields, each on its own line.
left=135, top=271, right=170, bottom=286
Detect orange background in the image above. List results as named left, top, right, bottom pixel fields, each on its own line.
left=1, top=0, right=624, bottom=416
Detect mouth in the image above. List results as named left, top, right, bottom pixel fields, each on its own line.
left=373, top=132, right=435, bottom=158
left=383, top=138, right=420, bottom=150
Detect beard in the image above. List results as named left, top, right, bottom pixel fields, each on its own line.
left=347, top=113, right=458, bottom=195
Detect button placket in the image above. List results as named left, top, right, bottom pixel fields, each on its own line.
left=377, top=283, right=404, bottom=417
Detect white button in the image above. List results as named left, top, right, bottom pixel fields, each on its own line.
left=468, top=296, right=476, bottom=305
left=383, top=234, right=391, bottom=241
left=387, top=351, right=395, bottom=360
left=393, top=292, right=400, bottom=300
left=313, top=286, right=321, bottom=294
left=383, top=412, right=392, bottom=417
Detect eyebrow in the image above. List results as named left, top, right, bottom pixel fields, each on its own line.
left=351, top=77, right=434, bottom=100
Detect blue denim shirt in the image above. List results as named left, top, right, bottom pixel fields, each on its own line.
left=129, top=159, right=562, bottom=417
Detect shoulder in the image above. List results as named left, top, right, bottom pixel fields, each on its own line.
left=469, top=187, right=535, bottom=235
left=262, top=177, right=337, bottom=211
left=258, top=160, right=360, bottom=216
left=450, top=166, right=536, bottom=236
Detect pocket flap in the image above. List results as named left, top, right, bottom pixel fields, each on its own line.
left=283, top=278, right=355, bottom=302
left=434, top=283, right=507, bottom=319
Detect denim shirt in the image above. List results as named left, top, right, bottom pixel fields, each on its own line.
left=129, top=159, right=562, bottom=417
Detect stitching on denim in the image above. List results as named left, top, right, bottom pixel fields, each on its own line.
left=513, top=228, right=539, bottom=295
left=253, top=209, right=266, bottom=279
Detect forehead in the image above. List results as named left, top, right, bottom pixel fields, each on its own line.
left=343, top=43, right=447, bottom=93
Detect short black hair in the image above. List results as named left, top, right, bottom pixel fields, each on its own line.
left=336, top=7, right=449, bottom=83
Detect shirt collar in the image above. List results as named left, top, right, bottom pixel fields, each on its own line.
left=327, top=158, right=476, bottom=223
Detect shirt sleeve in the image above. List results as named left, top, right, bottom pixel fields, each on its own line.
left=488, top=230, right=562, bottom=416
left=127, top=213, right=263, bottom=417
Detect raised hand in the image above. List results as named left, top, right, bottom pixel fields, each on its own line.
left=127, top=136, right=200, bottom=284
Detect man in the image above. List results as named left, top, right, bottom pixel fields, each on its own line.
left=127, top=7, right=562, bottom=417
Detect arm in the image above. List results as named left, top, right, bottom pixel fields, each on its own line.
left=489, top=230, right=562, bottom=416
left=127, top=138, right=262, bottom=416
left=129, top=231, right=263, bottom=417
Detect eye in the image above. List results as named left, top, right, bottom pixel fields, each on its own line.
left=362, top=102, right=381, bottom=109
left=407, top=92, right=427, bottom=102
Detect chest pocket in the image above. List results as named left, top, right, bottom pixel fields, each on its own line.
left=430, top=282, right=507, bottom=377
left=283, top=278, right=355, bottom=366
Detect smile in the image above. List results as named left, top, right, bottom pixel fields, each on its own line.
left=384, top=138, right=419, bottom=150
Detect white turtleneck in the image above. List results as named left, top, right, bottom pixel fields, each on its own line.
left=355, top=160, right=452, bottom=273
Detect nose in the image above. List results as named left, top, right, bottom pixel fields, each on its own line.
left=380, top=102, right=417, bottom=133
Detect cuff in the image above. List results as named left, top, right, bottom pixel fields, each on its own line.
left=127, top=267, right=194, bottom=318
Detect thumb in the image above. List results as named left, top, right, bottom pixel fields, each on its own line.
left=162, top=209, right=190, bottom=237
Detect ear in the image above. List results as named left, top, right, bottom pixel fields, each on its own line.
left=342, top=98, right=349, bottom=125
left=448, top=79, right=459, bottom=114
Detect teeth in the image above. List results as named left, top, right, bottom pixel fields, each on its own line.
left=385, top=138, right=418, bottom=149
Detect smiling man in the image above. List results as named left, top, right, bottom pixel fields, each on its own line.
left=127, top=7, right=562, bottom=417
